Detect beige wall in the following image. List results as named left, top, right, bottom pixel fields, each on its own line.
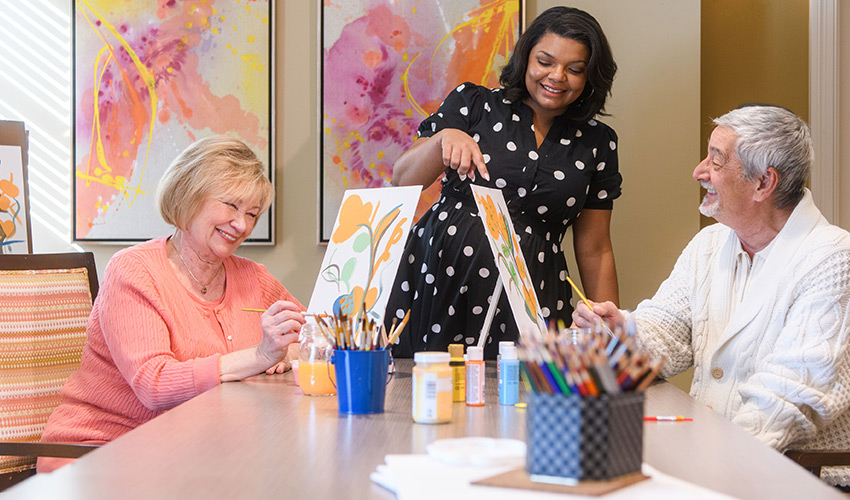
left=87, top=1, right=702, bottom=309
left=34, top=1, right=809, bottom=394
left=841, top=4, right=850, bottom=229
left=79, top=1, right=699, bottom=310
left=528, top=1, right=702, bottom=310
left=80, top=2, right=803, bottom=331
left=700, top=0, right=810, bottom=228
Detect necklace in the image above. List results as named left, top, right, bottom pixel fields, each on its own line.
left=172, top=240, right=223, bottom=294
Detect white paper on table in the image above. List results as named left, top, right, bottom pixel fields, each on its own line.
left=371, top=454, right=741, bottom=500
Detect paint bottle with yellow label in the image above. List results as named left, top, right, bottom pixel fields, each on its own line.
left=412, top=351, right=453, bottom=424
left=448, top=344, right=466, bottom=402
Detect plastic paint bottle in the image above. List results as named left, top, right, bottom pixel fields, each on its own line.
left=497, top=341, right=514, bottom=380
left=448, top=344, right=466, bottom=402
left=412, top=351, right=453, bottom=424
left=498, top=344, right=520, bottom=405
left=465, top=346, right=485, bottom=406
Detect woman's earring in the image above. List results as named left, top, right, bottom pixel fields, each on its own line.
left=576, top=87, right=594, bottom=107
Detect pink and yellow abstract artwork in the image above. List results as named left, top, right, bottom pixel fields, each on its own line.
left=321, top=0, right=522, bottom=241
left=73, top=0, right=272, bottom=242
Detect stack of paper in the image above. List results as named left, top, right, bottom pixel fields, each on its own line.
left=370, top=453, right=739, bottom=500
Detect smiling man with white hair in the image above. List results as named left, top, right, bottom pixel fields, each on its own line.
left=574, top=105, right=850, bottom=487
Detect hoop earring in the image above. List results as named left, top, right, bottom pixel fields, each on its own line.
left=576, top=87, right=595, bottom=107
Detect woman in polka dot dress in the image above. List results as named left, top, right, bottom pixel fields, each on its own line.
left=387, top=6, right=622, bottom=358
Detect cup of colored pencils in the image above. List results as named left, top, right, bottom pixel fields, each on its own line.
left=522, top=320, right=662, bottom=485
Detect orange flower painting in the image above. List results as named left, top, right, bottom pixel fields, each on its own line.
left=0, top=145, right=30, bottom=254
left=472, top=185, right=546, bottom=336
left=309, top=186, right=421, bottom=322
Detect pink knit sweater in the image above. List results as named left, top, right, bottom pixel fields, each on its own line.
left=38, top=237, right=302, bottom=471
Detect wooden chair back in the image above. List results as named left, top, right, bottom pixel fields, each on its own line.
left=0, top=252, right=100, bottom=491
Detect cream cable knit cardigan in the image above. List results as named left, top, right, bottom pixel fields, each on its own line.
left=633, top=190, right=850, bottom=486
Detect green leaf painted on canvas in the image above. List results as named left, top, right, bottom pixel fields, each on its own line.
left=341, top=258, right=357, bottom=283
left=352, top=232, right=371, bottom=253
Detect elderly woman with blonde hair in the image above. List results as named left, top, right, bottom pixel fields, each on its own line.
left=39, top=136, right=304, bottom=472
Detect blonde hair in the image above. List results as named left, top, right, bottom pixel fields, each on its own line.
left=157, top=136, right=273, bottom=230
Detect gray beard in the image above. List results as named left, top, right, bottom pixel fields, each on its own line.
left=699, top=196, right=718, bottom=218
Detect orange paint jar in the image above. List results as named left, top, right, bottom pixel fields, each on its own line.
left=298, top=323, right=336, bottom=396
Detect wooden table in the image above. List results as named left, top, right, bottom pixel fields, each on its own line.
left=3, top=361, right=841, bottom=499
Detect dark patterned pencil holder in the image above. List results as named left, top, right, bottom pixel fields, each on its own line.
left=526, top=391, right=644, bottom=483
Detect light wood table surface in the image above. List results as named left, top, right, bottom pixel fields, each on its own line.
left=2, top=361, right=842, bottom=499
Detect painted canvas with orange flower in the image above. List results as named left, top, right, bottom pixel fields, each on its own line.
left=0, top=145, right=31, bottom=254
left=471, top=185, right=547, bottom=336
left=73, top=1, right=272, bottom=242
left=308, top=186, right=421, bottom=323
left=320, top=0, right=523, bottom=241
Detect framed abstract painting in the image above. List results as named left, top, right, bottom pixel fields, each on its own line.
left=319, top=0, right=524, bottom=242
left=73, top=0, right=274, bottom=243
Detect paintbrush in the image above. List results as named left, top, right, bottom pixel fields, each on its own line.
left=564, top=276, right=615, bottom=339
left=384, top=309, right=410, bottom=348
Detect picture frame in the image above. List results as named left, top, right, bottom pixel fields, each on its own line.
left=72, top=1, right=274, bottom=244
left=0, top=120, right=32, bottom=254
left=319, top=0, right=524, bottom=243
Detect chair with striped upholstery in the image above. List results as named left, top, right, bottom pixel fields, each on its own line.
left=0, top=252, right=100, bottom=490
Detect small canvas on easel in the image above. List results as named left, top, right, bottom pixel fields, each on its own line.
left=471, top=185, right=547, bottom=336
left=0, top=145, right=31, bottom=254
left=308, top=186, right=422, bottom=324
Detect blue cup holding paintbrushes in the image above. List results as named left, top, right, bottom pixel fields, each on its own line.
left=331, top=349, right=392, bottom=414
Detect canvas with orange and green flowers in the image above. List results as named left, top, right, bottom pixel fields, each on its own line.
left=471, top=185, right=547, bottom=337
left=308, top=186, right=421, bottom=324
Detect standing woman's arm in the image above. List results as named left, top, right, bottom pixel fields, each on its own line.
left=392, top=129, right=489, bottom=187
left=572, top=208, right=619, bottom=306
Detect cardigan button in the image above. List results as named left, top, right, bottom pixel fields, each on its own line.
left=712, top=367, right=724, bottom=379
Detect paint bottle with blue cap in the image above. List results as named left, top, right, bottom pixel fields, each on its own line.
left=498, top=344, right=520, bottom=405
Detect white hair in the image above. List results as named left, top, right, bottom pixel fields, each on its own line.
left=713, top=105, right=812, bottom=210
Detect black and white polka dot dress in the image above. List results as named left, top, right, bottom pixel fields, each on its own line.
left=386, top=83, right=622, bottom=359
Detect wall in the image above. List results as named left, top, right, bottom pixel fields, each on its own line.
left=841, top=4, right=850, bottom=229
left=544, top=0, right=701, bottom=310
left=269, top=0, right=703, bottom=310
left=1, top=0, right=701, bottom=374
left=1, top=1, right=812, bottom=396
left=677, top=0, right=809, bottom=391
left=699, top=0, right=810, bottom=228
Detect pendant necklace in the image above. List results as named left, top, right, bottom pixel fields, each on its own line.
left=173, top=241, right=223, bottom=294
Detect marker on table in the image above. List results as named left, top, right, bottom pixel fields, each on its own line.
left=644, top=416, right=693, bottom=422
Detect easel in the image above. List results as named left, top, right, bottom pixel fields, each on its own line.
left=477, top=279, right=503, bottom=348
